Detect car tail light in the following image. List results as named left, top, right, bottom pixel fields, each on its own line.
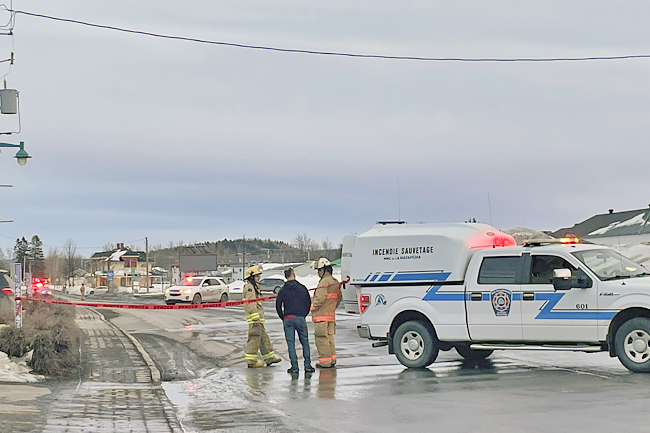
left=1, top=288, right=12, bottom=296
left=359, top=294, right=370, bottom=313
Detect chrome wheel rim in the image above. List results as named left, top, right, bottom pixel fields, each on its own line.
left=400, top=331, right=424, bottom=361
left=624, top=329, right=650, bottom=364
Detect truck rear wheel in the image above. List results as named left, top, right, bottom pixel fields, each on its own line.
left=615, top=317, right=650, bottom=372
left=455, top=345, right=493, bottom=360
left=393, top=321, right=438, bottom=368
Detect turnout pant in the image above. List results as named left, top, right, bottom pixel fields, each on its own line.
left=314, top=321, right=336, bottom=366
left=245, top=322, right=276, bottom=364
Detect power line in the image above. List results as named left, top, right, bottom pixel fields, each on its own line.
left=9, top=8, right=650, bottom=63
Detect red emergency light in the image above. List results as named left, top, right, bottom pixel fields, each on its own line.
left=359, top=294, right=370, bottom=313
left=467, top=231, right=516, bottom=249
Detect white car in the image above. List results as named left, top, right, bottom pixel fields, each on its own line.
left=164, top=276, right=230, bottom=305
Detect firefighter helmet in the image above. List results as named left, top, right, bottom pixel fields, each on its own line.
left=245, top=265, right=263, bottom=278
left=310, top=258, right=331, bottom=270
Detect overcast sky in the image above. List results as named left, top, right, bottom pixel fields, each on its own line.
left=0, top=0, right=649, bottom=256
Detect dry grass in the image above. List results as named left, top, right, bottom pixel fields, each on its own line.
left=0, top=301, right=79, bottom=377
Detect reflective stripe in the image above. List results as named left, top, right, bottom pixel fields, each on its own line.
left=247, top=318, right=265, bottom=324
left=262, top=351, right=275, bottom=360
left=331, top=354, right=337, bottom=361
left=312, top=314, right=335, bottom=322
left=245, top=353, right=258, bottom=360
left=246, top=312, right=263, bottom=324
left=318, top=357, right=332, bottom=364
left=325, top=293, right=339, bottom=299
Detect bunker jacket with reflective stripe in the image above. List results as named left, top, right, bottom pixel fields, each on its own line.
left=243, top=281, right=265, bottom=324
left=311, top=274, right=341, bottom=323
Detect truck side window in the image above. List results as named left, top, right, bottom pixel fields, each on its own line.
left=528, top=255, right=585, bottom=285
left=477, top=256, right=521, bottom=285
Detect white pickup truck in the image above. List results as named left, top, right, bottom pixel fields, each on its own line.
left=341, top=222, right=650, bottom=372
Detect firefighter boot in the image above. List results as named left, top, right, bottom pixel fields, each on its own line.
left=247, top=361, right=264, bottom=368
left=265, top=356, right=282, bottom=366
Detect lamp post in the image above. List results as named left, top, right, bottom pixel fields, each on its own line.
left=0, top=141, right=30, bottom=165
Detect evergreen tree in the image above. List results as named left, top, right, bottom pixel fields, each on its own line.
left=13, top=237, right=28, bottom=270
left=29, top=235, right=46, bottom=278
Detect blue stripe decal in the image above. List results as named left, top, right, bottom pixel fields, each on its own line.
left=378, top=274, right=392, bottom=282
left=364, top=274, right=371, bottom=282
left=533, top=293, right=616, bottom=320
left=369, top=274, right=379, bottom=282
left=393, top=272, right=451, bottom=282
left=422, top=285, right=465, bottom=301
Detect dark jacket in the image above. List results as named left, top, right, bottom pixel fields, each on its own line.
left=275, top=279, right=311, bottom=319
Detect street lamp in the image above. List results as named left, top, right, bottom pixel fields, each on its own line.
left=0, top=141, right=30, bottom=165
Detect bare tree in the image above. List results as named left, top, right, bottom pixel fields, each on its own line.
left=63, top=239, right=78, bottom=286
left=321, top=237, right=333, bottom=250
left=103, top=242, right=115, bottom=251
left=293, top=233, right=318, bottom=260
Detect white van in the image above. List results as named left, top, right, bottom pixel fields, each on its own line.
left=344, top=221, right=650, bottom=372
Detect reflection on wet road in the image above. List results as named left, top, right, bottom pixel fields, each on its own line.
left=116, top=304, right=650, bottom=433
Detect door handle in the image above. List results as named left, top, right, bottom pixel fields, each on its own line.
left=470, top=292, right=482, bottom=301
left=523, top=292, right=535, bottom=301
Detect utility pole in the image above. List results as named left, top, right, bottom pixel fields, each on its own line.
left=242, top=235, right=245, bottom=281
left=145, top=237, right=149, bottom=293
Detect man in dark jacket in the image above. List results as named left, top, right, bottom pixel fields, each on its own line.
left=276, top=267, right=315, bottom=374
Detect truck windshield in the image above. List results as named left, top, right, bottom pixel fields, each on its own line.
left=572, top=249, right=649, bottom=281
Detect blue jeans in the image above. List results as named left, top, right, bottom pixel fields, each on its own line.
left=283, top=316, right=311, bottom=368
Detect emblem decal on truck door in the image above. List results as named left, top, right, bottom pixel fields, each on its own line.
left=491, top=289, right=512, bottom=316
left=375, top=294, right=387, bottom=306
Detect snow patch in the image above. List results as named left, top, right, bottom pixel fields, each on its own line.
left=0, top=348, right=44, bottom=383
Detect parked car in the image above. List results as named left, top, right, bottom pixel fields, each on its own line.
left=258, top=277, right=285, bottom=294
left=164, top=276, right=229, bottom=305
left=88, top=286, right=109, bottom=295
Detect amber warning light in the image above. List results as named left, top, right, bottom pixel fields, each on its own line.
left=560, top=237, right=580, bottom=244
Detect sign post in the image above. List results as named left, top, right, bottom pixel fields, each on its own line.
left=13, top=262, right=22, bottom=328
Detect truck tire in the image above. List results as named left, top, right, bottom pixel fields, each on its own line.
left=615, top=317, right=650, bottom=372
left=393, top=321, right=438, bottom=368
left=455, top=345, right=493, bottom=360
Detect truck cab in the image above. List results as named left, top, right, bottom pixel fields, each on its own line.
left=349, top=222, right=650, bottom=372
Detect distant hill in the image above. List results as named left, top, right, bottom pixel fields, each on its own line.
left=149, top=238, right=339, bottom=269
left=503, top=227, right=552, bottom=245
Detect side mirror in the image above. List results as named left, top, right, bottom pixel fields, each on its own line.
left=553, top=268, right=593, bottom=290
left=554, top=269, right=571, bottom=279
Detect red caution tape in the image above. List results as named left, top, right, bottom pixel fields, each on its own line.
left=16, top=277, right=351, bottom=310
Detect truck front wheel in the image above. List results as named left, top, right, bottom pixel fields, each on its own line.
left=393, top=321, right=438, bottom=368
left=615, top=317, right=650, bottom=372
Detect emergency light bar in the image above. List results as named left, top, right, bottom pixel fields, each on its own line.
left=523, top=238, right=581, bottom=247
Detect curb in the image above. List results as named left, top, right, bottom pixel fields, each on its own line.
left=92, top=309, right=162, bottom=385
left=90, top=308, right=184, bottom=433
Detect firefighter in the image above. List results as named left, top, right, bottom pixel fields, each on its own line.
left=243, top=265, right=282, bottom=368
left=310, top=258, right=342, bottom=368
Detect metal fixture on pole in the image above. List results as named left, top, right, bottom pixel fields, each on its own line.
left=0, top=141, right=30, bottom=165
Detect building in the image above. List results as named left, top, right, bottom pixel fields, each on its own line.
left=89, top=243, right=154, bottom=289
left=552, top=207, right=650, bottom=245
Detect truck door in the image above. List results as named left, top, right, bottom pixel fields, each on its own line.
left=520, top=254, right=598, bottom=342
left=466, top=254, right=524, bottom=341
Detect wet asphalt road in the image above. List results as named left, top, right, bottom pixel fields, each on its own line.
left=101, top=298, right=650, bottom=433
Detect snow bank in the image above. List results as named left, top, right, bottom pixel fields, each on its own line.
left=612, top=243, right=650, bottom=267
left=503, top=227, right=552, bottom=245
left=229, top=269, right=341, bottom=293
left=0, top=347, right=44, bottom=383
